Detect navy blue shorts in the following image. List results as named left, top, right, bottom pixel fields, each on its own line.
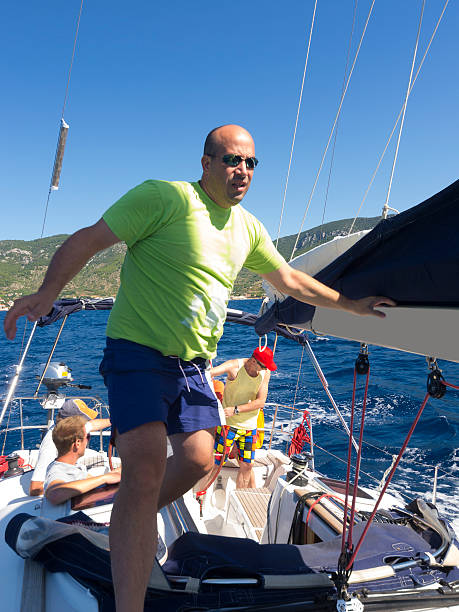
left=99, top=338, right=223, bottom=436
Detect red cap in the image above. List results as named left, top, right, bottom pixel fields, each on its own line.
left=252, top=347, right=277, bottom=371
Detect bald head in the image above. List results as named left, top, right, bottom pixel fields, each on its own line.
left=200, top=125, right=256, bottom=209
left=203, top=125, right=255, bottom=157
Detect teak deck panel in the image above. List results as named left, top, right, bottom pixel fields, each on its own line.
left=233, top=487, right=271, bottom=541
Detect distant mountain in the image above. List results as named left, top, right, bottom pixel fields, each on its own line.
left=0, top=216, right=381, bottom=305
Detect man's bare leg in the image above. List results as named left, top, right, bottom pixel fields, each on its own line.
left=236, top=460, right=255, bottom=489
left=110, top=421, right=167, bottom=612
left=158, top=428, right=214, bottom=509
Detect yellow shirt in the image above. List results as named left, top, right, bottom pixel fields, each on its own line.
left=223, top=360, right=266, bottom=430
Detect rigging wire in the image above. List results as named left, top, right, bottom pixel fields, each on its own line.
left=3, top=2, right=85, bottom=439
left=61, top=0, right=84, bottom=120
left=347, top=0, right=449, bottom=234
left=1, top=405, right=13, bottom=456
left=275, top=398, right=455, bottom=492
left=312, top=442, right=382, bottom=486
left=275, top=0, right=318, bottom=248
left=346, top=391, right=431, bottom=570
left=18, top=320, right=28, bottom=359
left=382, top=0, right=425, bottom=219
left=313, top=407, right=453, bottom=480
left=319, top=0, right=359, bottom=230
left=345, top=363, right=370, bottom=552
left=40, top=0, right=84, bottom=239
left=289, top=0, right=376, bottom=262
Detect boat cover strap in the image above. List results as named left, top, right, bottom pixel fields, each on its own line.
left=183, top=577, right=200, bottom=593
left=263, top=573, right=333, bottom=589
left=20, top=558, right=45, bottom=612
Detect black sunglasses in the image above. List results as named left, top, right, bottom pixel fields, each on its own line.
left=207, top=153, right=259, bottom=170
left=254, top=358, right=267, bottom=369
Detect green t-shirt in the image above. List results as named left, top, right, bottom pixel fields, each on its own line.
left=103, top=180, right=285, bottom=360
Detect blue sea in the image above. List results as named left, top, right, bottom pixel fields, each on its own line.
left=1, top=301, right=458, bottom=530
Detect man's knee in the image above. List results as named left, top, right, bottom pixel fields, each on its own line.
left=116, top=421, right=168, bottom=489
left=238, top=460, right=253, bottom=473
left=171, top=428, right=214, bottom=477
left=187, top=451, right=214, bottom=479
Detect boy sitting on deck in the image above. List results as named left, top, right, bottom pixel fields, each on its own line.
left=44, top=415, right=121, bottom=505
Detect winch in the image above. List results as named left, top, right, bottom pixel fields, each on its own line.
left=286, top=453, right=311, bottom=486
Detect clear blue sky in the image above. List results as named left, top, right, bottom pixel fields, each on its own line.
left=2, top=1, right=457, bottom=244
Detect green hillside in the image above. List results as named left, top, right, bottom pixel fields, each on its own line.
left=0, top=216, right=381, bottom=305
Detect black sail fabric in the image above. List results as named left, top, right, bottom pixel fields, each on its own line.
left=255, top=179, right=459, bottom=335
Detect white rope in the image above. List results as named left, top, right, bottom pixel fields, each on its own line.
left=347, top=0, right=450, bottom=234
left=382, top=0, right=425, bottom=219
left=258, top=334, right=268, bottom=352
left=289, top=0, right=376, bottom=261
left=275, top=0, right=318, bottom=248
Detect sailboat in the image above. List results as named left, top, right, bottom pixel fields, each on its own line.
left=1, top=270, right=459, bottom=611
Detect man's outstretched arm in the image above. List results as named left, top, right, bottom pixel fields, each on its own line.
left=4, top=219, right=120, bottom=340
left=262, top=263, right=396, bottom=318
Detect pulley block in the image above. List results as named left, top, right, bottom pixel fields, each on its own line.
left=355, top=353, right=369, bottom=375
left=427, top=370, right=446, bottom=399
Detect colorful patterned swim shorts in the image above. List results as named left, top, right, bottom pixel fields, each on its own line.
left=214, top=426, right=257, bottom=465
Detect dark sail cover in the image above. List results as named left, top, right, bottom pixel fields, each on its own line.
left=255, top=179, right=459, bottom=335
left=36, top=299, right=310, bottom=345
left=37, top=297, right=115, bottom=327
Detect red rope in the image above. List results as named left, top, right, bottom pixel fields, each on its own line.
left=341, top=368, right=357, bottom=554
left=288, top=410, right=311, bottom=457
left=443, top=380, right=459, bottom=391
left=305, top=493, right=343, bottom=527
left=347, top=366, right=370, bottom=548
left=196, top=425, right=230, bottom=497
left=339, top=366, right=457, bottom=572
left=346, top=391, right=431, bottom=570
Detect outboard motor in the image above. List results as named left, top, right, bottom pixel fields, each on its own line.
left=36, top=362, right=92, bottom=412
left=39, top=362, right=74, bottom=394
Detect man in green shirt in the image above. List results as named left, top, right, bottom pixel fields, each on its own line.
left=4, top=124, right=394, bottom=612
